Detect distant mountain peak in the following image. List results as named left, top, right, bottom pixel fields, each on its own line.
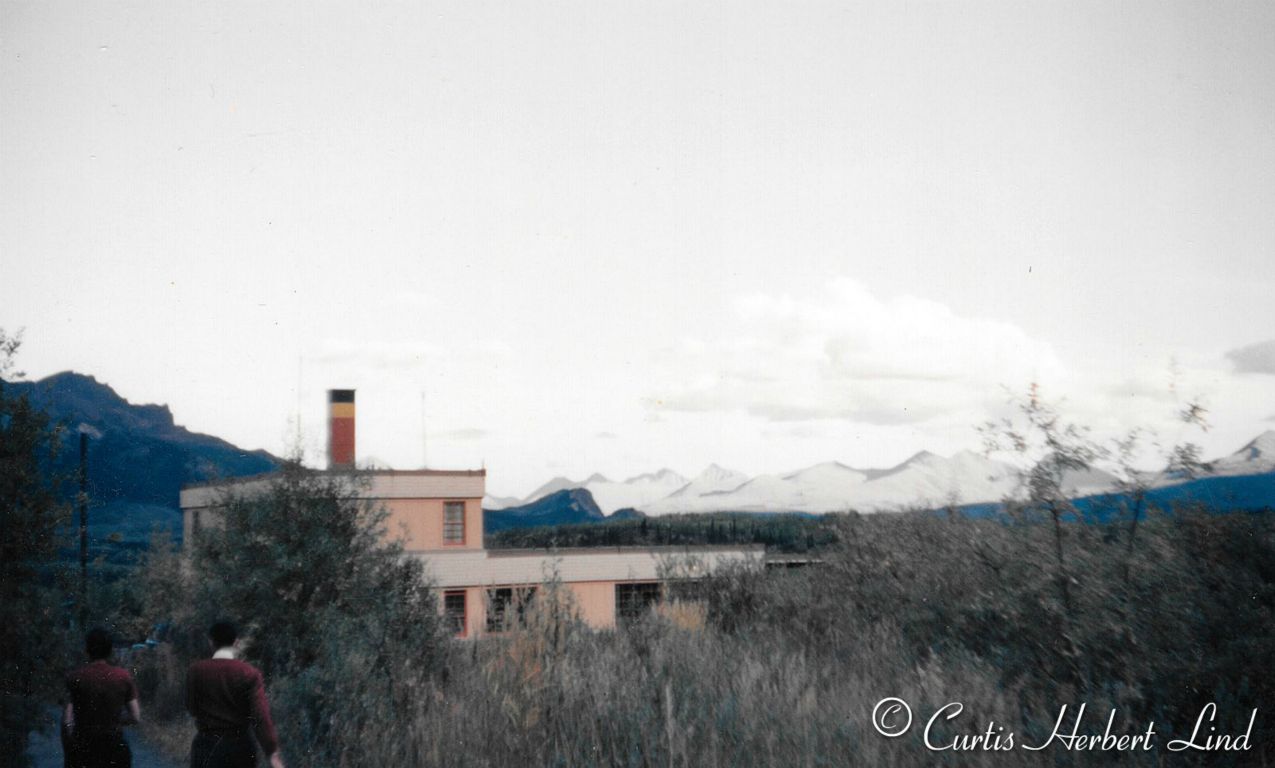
left=5, top=370, right=278, bottom=509
left=19, top=371, right=178, bottom=433
left=575, top=469, right=689, bottom=515
left=697, top=463, right=745, bottom=480
left=1211, top=430, right=1275, bottom=477
left=560, top=487, right=602, bottom=514
left=482, top=493, right=522, bottom=511
left=622, top=468, right=685, bottom=484
left=41, top=370, right=108, bottom=389
left=902, top=450, right=939, bottom=465
left=517, top=430, right=1275, bottom=519
left=483, top=487, right=605, bottom=533
left=781, top=461, right=861, bottom=481
left=1239, top=430, right=1275, bottom=459
left=522, top=475, right=581, bottom=504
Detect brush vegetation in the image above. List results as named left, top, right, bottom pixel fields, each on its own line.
left=124, top=492, right=1275, bottom=767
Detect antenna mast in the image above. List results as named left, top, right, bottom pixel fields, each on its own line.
left=296, top=356, right=304, bottom=453
left=420, top=390, right=428, bottom=468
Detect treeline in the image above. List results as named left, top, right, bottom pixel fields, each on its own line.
left=486, top=511, right=841, bottom=552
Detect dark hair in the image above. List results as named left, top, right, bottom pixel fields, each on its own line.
left=209, top=620, right=238, bottom=649
left=85, top=627, right=112, bottom=660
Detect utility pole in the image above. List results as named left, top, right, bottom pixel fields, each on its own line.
left=296, top=355, right=304, bottom=453
left=78, top=431, right=88, bottom=629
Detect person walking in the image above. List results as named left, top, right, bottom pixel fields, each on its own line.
left=185, top=621, right=285, bottom=768
left=63, top=627, right=141, bottom=768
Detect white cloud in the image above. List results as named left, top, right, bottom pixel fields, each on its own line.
left=1226, top=339, right=1275, bottom=375
left=651, top=278, right=1065, bottom=426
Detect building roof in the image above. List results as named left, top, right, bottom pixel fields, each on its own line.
left=180, top=468, right=486, bottom=509
left=413, top=545, right=764, bottom=588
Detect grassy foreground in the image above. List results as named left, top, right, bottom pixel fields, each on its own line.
left=128, top=504, right=1273, bottom=767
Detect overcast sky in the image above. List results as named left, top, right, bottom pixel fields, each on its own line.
left=3, top=0, right=1273, bottom=498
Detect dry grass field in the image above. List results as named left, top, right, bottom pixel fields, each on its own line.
left=129, top=502, right=1273, bottom=767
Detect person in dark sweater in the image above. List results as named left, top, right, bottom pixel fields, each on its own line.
left=63, top=627, right=141, bottom=768
left=185, top=621, right=285, bottom=768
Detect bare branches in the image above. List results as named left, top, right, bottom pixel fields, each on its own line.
left=0, top=327, right=23, bottom=380
left=1179, top=401, right=1210, bottom=432
left=979, top=383, right=1112, bottom=620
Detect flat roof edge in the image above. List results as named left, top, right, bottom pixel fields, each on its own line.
left=480, top=544, right=767, bottom=557
left=181, top=467, right=487, bottom=491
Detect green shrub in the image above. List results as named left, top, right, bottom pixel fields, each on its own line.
left=141, top=462, right=450, bottom=767
left=136, top=469, right=1274, bottom=766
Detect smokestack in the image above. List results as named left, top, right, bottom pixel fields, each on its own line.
left=328, top=389, right=356, bottom=469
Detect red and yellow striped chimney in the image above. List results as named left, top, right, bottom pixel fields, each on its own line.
left=328, top=389, right=356, bottom=469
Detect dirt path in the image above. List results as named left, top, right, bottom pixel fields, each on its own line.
left=25, top=709, right=181, bottom=768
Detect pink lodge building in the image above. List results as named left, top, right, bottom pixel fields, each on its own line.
left=180, top=390, right=763, bottom=635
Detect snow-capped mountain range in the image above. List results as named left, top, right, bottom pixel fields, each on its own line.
left=484, top=431, right=1275, bottom=516
left=489, top=469, right=690, bottom=515
left=1207, top=430, right=1275, bottom=477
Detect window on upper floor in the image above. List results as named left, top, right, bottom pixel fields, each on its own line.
left=443, top=501, right=465, bottom=545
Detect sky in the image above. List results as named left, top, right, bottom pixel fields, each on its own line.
left=2, top=0, right=1273, bottom=498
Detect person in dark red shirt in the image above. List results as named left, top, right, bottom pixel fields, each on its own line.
left=63, top=627, right=141, bottom=768
left=185, top=621, right=285, bottom=768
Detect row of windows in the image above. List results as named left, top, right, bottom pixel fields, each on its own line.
left=442, top=582, right=664, bottom=636
left=191, top=502, right=469, bottom=545
left=443, top=588, right=525, bottom=636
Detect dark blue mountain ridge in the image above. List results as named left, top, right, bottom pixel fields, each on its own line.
left=5, top=371, right=279, bottom=510
left=958, top=470, right=1275, bottom=521
left=608, top=507, right=648, bottom=521
left=484, top=488, right=609, bottom=533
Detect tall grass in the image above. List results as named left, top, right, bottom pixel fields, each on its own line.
left=133, top=505, right=1274, bottom=766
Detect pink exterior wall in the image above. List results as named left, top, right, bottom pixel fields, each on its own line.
left=437, top=581, right=666, bottom=634
left=383, top=498, right=483, bottom=551
left=567, top=582, right=619, bottom=629
left=178, top=471, right=486, bottom=552
left=451, top=583, right=616, bottom=635
left=181, top=496, right=484, bottom=554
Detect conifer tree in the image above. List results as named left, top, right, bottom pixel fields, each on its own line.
left=0, top=329, right=70, bottom=764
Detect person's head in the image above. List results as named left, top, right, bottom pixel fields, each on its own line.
left=85, top=627, right=112, bottom=660
left=208, top=620, right=238, bottom=651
